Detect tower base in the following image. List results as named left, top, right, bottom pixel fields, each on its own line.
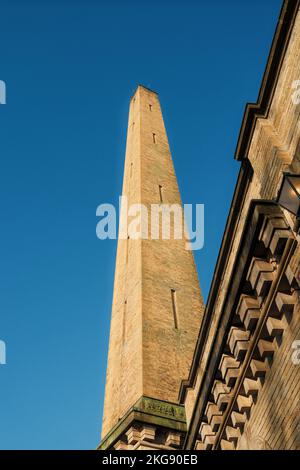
left=99, top=396, right=186, bottom=450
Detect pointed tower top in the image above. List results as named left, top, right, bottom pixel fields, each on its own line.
left=131, top=84, right=158, bottom=100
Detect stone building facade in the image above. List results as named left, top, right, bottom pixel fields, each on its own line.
left=100, top=0, right=300, bottom=450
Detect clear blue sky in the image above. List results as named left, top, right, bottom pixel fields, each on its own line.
left=0, top=0, right=282, bottom=450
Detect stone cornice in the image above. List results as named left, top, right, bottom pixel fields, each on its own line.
left=184, top=201, right=299, bottom=449
left=184, top=201, right=278, bottom=448
left=99, top=396, right=186, bottom=450
left=214, top=237, right=297, bottom=449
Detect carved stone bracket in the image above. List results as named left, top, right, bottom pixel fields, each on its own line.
left=192, top=203, right=299, bottom=450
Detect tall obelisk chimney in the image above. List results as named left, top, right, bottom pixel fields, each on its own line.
left=100, top=85, right=204, bottom=450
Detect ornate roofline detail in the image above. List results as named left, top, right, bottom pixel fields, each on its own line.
left=184, top=201, right=299, bottom=449
left=235, top=0, right=300, bottom=161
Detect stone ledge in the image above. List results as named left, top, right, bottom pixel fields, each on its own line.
left=98, top=396, right=186, bottom=450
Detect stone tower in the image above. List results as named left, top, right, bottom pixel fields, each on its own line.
left=100, top=85, right=204, bottom=450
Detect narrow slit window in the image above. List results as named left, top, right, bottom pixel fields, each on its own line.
left=152, top=133, right=156, bottom=143
left=159, top=185, right=163, bottom=203
left=126, top=236, right=129, bottom=264
left=171, top=289, right=178, bottom=329
left=130, top=162, right=133, bottom=178
left=122, top=300, right=127, bottom=343
left=132, top=122, right=135, bottom=131
left=149, top=104, right=152, bottom=111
